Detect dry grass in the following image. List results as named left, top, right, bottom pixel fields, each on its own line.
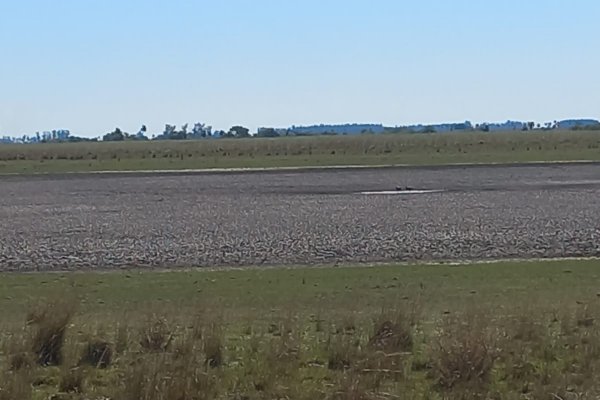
left=429, top=317, right=497, bottom=397
left=58, top=367, right=85, bottom=394
left=79, top=338, right=112, bottom=368
left=4, top=301, right=600, bottom=399
left=3, top=261, right=600, bottom=398
left=0, top=368, right=33, bottom=400
left=27, top=298, right=76, bottom=366
left=139, top=315, right=174, bottom=352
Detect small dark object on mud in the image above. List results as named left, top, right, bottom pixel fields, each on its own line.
left=396, top=185, right=416, bottom=191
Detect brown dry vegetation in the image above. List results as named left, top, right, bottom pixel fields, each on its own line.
left=1, top=261, right=600, bottom=399
left=3, top=296, right=600, bottom=399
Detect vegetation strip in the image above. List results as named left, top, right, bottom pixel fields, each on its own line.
left=2, top=260, right=600, bottom=398
left=2, top=130, right=600, bottom=174
left=3, top=159, right=600, bottom=177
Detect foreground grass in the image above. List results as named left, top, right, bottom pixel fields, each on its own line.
left=2, top=260, right=600, bottom=399
left=1, top=130, right=600, bottom=173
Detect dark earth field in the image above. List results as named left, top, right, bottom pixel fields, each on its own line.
left=1, top=163, right=600, bottom=271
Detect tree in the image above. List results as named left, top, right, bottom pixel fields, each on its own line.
left=228, top=125, right=250, bottom=138
left=103, top=127, right=126, bottom=141
left=156, top=124, right=188, bottom=140
left=134, top=125, right=149, bottom=140
left=191, top=123, right=213, bottom=138
left=163, top=124, right=177, bottom=137
left=180, top=124, right=188, bottom=138
left=257, top=128, right=280, bottom=138
left=192, top=123, right=205, bottom=138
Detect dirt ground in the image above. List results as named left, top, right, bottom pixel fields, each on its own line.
left=1, top=163, right=600, bottom=271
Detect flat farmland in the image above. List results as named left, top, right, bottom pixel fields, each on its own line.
left=1, top=163, right=600, bottom=271
left=2, top=130, right=600, bottom=174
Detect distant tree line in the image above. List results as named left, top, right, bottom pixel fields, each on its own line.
left=571, top=124, right=600, bottom=131
left=101, top=123, right=252, bottom=142
left=3, top=119, right=600, bottom=145
left=0, top=130, right=98, bottom=144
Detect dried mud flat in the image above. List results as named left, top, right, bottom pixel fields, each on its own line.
left=1, top=164, right=600, bottom=271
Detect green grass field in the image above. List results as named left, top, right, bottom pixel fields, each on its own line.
left=1, top=130, right=600, bottom=174
left=3, top=260, right=600, bottom=399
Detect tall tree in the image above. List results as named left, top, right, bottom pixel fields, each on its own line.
left=257, top=128, right=280, bottom=137
left=229, top=125, right=250, bottom=138
left=163, top=124, right=177, bottom=137
left=192, top=123, right=205, bottom=137
left=103, top=127, right=126, bottom=141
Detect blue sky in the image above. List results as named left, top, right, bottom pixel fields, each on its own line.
left=1, top=0, right=599, bottom=136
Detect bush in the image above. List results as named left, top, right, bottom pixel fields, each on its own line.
left=429, top=318, right=497, bottom=394
left=58, top=367, right=85, bottom=394
left=327, top=335, right=360, bottom=371
left=117, top=354, right=218, bottom=400
left=9, top=352, right=34, bottom=371
left=79, top=338, right=113, bottom=368
left=27, top=299, right=76, bottom=366
left=203, top=331, right=223, bottom=368
left=139, top=315, right=173, bottom=352
left=368, top=311, right=414, bottom=353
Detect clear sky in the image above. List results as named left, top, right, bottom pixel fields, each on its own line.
left=1, top=0, right=599, bottom=137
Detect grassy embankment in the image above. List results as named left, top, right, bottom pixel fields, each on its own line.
left=2, top=260, right=600, bottom=399
left=1, top=130, right=600, bottom=174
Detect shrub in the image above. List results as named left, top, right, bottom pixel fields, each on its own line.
left=327, top=335, right=359, bottom=371
left=204, top=332, right=223, bottom=368
left=117, top=354, right=217, bottom=400
left=9, top=352, right=34, bottom=371
left=139, top=315, right=173, bottom=352
left=368, top=311, right=414, bottom=353
left=27, top=299, right=76, bottom=366
left=79, top=338, right=112, bottom=368
left=429, top=319, right=497, bottom=394
left=58, top=367, right=85, bottom=394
